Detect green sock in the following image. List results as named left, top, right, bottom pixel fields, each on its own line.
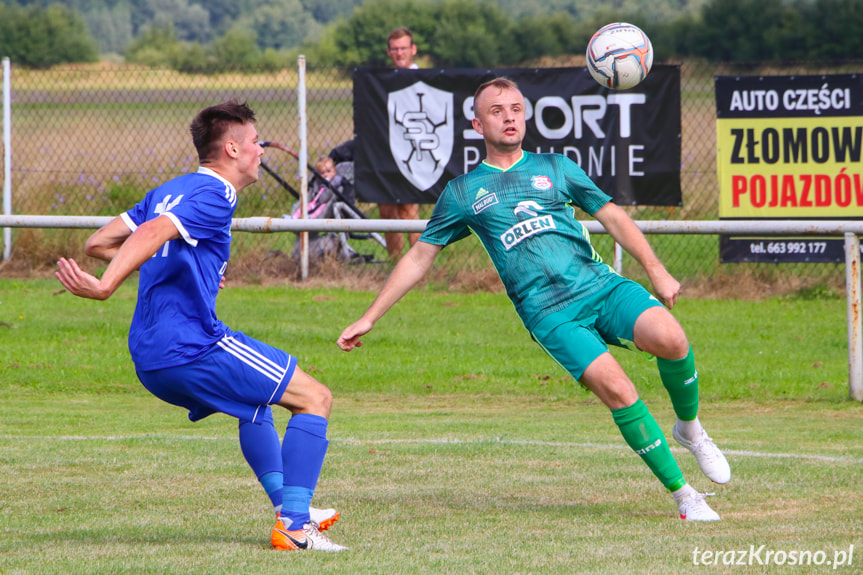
left=612, top=399, right=686, bottom=491
left=657, top=347, right=699, bottom=421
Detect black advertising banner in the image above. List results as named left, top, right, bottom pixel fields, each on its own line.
left=353, top=66, right=681, bottom=205
left=716, top=74, right=863, bottom=263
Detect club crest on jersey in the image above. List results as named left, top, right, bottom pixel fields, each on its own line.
left=530, top=175, right=553, bottom=190
left=388, top=81, right=454, bottom=192
left=472, top=190, right=498, bottom=214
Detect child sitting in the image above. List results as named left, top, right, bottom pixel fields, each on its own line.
left=290, top=156, right=352, bottom=220
left=288, top=155, right=360, bottom=262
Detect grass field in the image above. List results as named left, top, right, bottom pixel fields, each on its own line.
left=1, top=278, right=861, bottom=574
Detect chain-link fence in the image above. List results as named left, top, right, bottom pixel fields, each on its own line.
left=2, top=59, right=862, bottom=293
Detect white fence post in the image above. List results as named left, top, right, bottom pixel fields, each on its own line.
left=845, top=233, right=863, bottom=401
left=297, top=55, right=309, bottom=281
left=2, top=58, right=11, bottom=261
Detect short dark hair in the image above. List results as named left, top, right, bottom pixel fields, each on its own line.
left=473, top=77, right=520, bottom=104
left=387, top=27, right=414, bottom=46
left=190, top=100, right=256, bottom=163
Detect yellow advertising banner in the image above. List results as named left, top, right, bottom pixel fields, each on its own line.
left=716, top=76, right=863, bottom=219
left=715, top=75, right=863, bottom=262
left=718, top=116, right=863, bottom=218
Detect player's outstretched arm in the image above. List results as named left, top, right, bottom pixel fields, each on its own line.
left=337, top=241, right=441, bottom=351
left=83, top=216, right=134, bottom=262
left=56, top=215, right=180, bottom=301
left=593, top=202, right=680, bottom=309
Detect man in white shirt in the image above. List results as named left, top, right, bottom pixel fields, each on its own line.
left=380, top=27, right=421, bottom=259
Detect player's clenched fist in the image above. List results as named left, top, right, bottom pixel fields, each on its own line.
left=337, top=318, right=374, bottom=351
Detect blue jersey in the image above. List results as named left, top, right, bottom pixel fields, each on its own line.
left=122, top=167, right=237, bottom=371
left=420, top=151, right=616, bottom=330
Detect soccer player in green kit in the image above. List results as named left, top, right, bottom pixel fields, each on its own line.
left=338, top=77, right=730, bottom=521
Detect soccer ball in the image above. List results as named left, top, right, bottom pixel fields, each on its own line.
left=586, top=22, right=653, bottom=90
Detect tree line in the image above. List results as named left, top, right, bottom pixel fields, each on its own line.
left=1, top=0, right=861, bottom=70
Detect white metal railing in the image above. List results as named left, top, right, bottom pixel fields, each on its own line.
left=7, top=215, right=863, bottom=235
left=0, top=214, right=861, bottom=402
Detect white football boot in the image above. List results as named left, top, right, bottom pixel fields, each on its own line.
left=675, top=491, right=721, bottom=522
left=672, top=423, right=731, bottom=484
left=309, top=506, right=340, bottom=531
left=272, top=518, right=349, bottom=551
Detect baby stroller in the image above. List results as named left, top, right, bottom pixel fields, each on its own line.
left=260, top=141, right=386, bottom=263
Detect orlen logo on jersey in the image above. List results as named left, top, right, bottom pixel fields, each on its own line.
left=388, top=81, right=454, bottom=191
left=500, top=201, right=556, bottom=251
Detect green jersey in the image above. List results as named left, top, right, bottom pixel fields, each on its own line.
left=420, top=151, right=617, bottom=330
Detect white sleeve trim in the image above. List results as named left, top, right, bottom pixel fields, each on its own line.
left=164, top=212, right=198, bottom=247
left=120, top=212, right=138, bottom=232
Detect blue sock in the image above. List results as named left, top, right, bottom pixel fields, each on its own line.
left=279, top=413, right=329, bottom=530
left=238, top=409, right=283, bottom=512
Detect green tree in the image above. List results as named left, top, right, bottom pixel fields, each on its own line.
left=765, top=1, right=811, bottom=60
left=696, top=0, right=795, bottom=61
left=211, top=26, right=262, bottom=69
left=512, top=13, right=568, bottom=61
left=0, top=3, right=98, bottom=67
left=124, top=25, right=185, bottom=67
left=245, top=0, right=321, bottom=50
left=315, top=0, right=524, bottom=67
left=13, top=0, right=860, bottom=66
left=301, top=0, right=362, bottom=23
left=193, top=0, right=256, bottom=34
left=805, top=0, right=863, bottom=59
left=83, top=1, right=133, bottom=54
left=123, top=24, right=214, bottom=72
left=143, top=0, right=212, bottom=43
left=429, top=0, right=518, bottom=67
left=172, top=41, right=213, bottom=73
left=511, top=11, right=594, bottom=62
left=324, top=0, right=439, bottom=66
left=650, top=13, right=700, bottom=59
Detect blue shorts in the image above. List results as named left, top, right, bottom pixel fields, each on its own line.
left=529, top=277, right=663, bottom=381
left=136, top=330, right=297, bottom=424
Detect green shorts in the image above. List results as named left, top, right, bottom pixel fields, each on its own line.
left=529, top=277, right=664, bottom=381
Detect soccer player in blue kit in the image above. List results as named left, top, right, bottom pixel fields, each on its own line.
left=56, top=101, right=347, bottom=551
left=338, top=78, right=731, bottom=521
